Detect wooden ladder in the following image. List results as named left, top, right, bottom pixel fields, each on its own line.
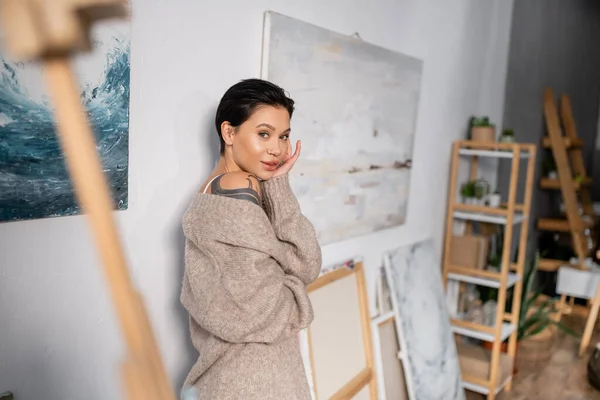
left=537, top=87, right=593, bottom=272
left=539, top=88, right=600, bottom=358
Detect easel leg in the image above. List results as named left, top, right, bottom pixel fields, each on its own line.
left=580, top=283, right=600, bottom=356
left=557, top=294, right=567, bottom=323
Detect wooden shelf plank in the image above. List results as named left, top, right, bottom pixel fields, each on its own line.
left=537, top=218, right=571, bottom=232
left=453, top=209, right=526, bottom=225
left=461, top=375, right=512, bottom=396
left=453, top=203, right=508, bottom=215
left=448, top=265, right=502, bottom=279
left=539, top=258, right=568, bottom=272
left=540, top=177, right=592, bottom=190
left=457, top=140, right=535, bottom=152
left=458, top=148, right=531, bottom=159
left=501, top=202, right=524, bottom=211
left=540, top=257, right=589, bottom=271
left=542, top=136, right=584, bottom=148
left=450, top=319, right=515, bottom=342
left=537, top=217, right=593, bottom=232
left=452, top=203, right=527, bottom=227
left=447, top=271, right=520, bottom=289
left=449, top=264, right=519, bottom=275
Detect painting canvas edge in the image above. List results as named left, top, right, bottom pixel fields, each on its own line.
left=383, top=249, right=417, bottom=400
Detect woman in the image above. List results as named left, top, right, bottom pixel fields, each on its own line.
left=180, top=79, right=322, bottom=399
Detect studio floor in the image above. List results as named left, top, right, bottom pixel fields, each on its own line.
left=466, top=312, right=600, bottom=400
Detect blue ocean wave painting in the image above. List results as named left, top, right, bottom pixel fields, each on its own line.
left=0, top=38, right=130, bottom=223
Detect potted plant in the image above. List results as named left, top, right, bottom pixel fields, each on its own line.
left=513, top=253, right=579, bottom=363
left=469, top=116, right=496, bottom=143
left=499, top=128, right=515, bottom=143
left=473, top=179, right=490, bottom=205
left=481, top=252, right=579, bottom=373
left=460, top=180, right=476, bottom=204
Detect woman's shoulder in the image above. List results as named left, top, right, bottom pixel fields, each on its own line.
left=184, top=172, right=265, bottom=222
left=205, top=171, right=262, bottom=206
left=182, top=176, right=272, bottom=241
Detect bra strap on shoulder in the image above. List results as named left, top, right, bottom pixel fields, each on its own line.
left=202, top=174, right=224, bottom=194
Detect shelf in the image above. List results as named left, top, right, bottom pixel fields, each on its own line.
left=458, top=148, right=531, bottom=159
left=457, top=341, right=514, bottom=395
left=451, top=320, right=515, bottom=342
left=454, top=203, right=508, bottom=215
left=448, top=265, right=520, bottom=279
left=445, top=139, right=534, bottom=399
left=447, top=271, right=520, bottom=289
left=456, top=140, right=534, bottom=159
left=462, top=375, right=512, bottom=396
left=501, top=202, right=524, bottom=211
left=453, top=209, right=526, bottom=225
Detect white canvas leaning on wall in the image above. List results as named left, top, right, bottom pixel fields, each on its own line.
left=383, top=238, right=465, bottom=400
left=261, top=11, right=423, bottom=245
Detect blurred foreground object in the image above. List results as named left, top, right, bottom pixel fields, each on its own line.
left=0, top=391, right=14, bottom=400
left=0, top=0, right=127, bottom=58
left=0, top=1, right=176, bottom=399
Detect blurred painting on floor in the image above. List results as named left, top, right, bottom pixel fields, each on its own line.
left=0, top=20, right=130, bottom=223
left=384, top=238, right=465, bottom=400
left=261, top=11, right=423, bottom=244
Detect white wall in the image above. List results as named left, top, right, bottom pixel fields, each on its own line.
left=0, top=1, right=514, bottom=399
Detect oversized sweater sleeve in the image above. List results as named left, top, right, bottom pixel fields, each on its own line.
left=261, top=174, right=322, bottom=285
left=180, top=194, right=315, bottom=344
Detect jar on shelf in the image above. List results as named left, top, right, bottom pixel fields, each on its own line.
left=482, top=299, right=497, bottom=326
left=460, top=285, right=479, bottom=317
left=466, top=299, right=484, bottom=325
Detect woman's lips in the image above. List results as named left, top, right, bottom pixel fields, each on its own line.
left=261, top=161, right=278, bottom=171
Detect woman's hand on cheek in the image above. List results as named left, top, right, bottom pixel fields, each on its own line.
left=273, top=140, right=301, bottom=177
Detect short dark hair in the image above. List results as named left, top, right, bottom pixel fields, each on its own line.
left=215, top=78, right=295, bottom=154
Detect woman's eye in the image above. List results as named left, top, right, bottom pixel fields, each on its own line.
left=280, top=135, right=289, bottom=141
left=259, top=132, right=269, bottom=138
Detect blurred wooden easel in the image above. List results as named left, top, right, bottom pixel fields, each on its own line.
left=0, top=1, right=176, bottom=399
left=538, top=87, right=593, bottom=273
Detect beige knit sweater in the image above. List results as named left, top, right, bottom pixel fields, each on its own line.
left=180, top=174, right=322, bottom=399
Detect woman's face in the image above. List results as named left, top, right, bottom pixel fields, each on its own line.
left=223, top=105, right=291, bottom=181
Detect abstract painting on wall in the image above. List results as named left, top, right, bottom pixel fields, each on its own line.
left=0, top=20, right=130, bottom=223
left=261, top=11, right=423, bottom=245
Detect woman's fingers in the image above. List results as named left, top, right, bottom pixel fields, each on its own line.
left=293, top=140, right=301, bottom=160
left=274, top=140, right=301, bottom=177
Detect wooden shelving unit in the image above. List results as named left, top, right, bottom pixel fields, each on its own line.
left=537, top=88, right=594, bottom=272
left=442, top=140, right=537, bottom=400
